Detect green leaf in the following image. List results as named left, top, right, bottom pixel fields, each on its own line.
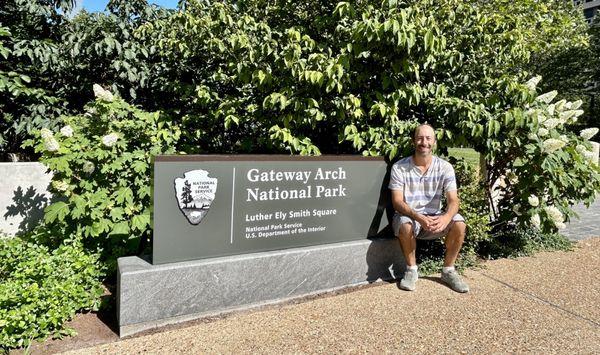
left=114, top=187, right=134, bottom=205
left=131, top=212, right=150, bottom=231
left=44, top=202, right=70, bottom=224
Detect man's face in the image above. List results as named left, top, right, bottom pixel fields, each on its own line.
left=413, top=126, right=435, bottom=156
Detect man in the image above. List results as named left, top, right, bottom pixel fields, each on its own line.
left=389, top=123, right=469, bottom=293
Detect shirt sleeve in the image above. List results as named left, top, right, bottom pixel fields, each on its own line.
left=388, top=164, right=405, bottom=190
left=443, top=164, right=458, bottom=193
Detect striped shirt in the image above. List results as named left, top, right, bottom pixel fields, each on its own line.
left=388, top=155, right=457, bottom=215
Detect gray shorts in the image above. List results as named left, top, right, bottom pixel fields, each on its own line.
left=392, top=212, right=465, bottom=240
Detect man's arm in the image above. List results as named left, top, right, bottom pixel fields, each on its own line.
left=430, top=190, right=460, bottom=233
left=391, top=189, right=436, bottom=231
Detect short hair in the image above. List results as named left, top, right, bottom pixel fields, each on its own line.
left=413, top=123, right=435, bottom=140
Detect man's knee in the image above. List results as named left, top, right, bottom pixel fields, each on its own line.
left=397, top=222, right=414, bottom=239
left=450, top=221, right=466, bottom=236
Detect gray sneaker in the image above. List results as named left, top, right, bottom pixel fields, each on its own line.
left=399, top=269, right=418, bottom=291
left=441, top=270, right=470, bottom=293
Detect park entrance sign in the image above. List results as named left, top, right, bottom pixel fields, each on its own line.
left=153, top=155, right=389, bottom=264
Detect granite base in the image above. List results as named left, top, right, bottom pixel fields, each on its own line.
left=117, top=238, right=404, bottom=337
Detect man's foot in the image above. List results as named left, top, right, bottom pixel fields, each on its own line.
left=399, top=269, right=418, bottom=291
left=441, top=269, right=469, bottom=293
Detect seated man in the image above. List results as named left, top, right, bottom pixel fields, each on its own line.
left=389, top=123, right=469, bottom=293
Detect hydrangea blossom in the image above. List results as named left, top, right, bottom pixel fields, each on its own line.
left=554, top=99, right=566, bottom=112
left=60, top=125, right=73, bottom=137
left=527, top=132, right=537, bottom=140
left=558, top=111, right=575, bottom=124
left=52, top=180, right=69, bottom=191
left=555, top=222, right=566, bottom=230
left=43, top=137, right=60, bottom=152
left=542, top=138, right=565, bottom=153
left=528, top=195, right=539, bottom=207
left=571, top=100, right=583, bottom=110
left=580, top=128, right=599, bottom=140
left=531, top=214, right=541, bottom=229
left=583, top=150, right=596, bottom=162
left=102, top=133, right=119, bottom=147
left=525, top=76, right=541, bottom=90
left=538, top=128, right=549, bottom=137
left=546, top=104, right=555, bottom=116
left=542, top=118, right=560, bottom=129
left=93, top=84, right=114, bottom=102
left=536, top=91, right=557, bottom=104
left=82, top=161, right=95, bottom=174
left=40, top=128, right=53, bottom=139
left=544, top=206, right=564, bottom=226
left=559, top=135, right=568, bottom=143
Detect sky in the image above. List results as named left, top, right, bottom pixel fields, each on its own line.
left=74, top=0, right=179, bottom=14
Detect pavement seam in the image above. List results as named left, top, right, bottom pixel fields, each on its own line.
left=477, top=271, right=600, bottom=328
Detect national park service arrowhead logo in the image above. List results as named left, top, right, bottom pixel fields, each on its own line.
left=174, top=170, right=218, bottom=225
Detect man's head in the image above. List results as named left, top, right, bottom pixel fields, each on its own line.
left=413, top=124, right=436, bottom=157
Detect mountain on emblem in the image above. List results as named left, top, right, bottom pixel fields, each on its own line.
left=174, top=170, right=218, bottom=225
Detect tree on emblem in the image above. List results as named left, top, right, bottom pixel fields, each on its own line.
left=181, top=180, right=193, bottom=208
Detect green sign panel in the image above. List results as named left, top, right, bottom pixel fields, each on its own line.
left=153, top=156, right=389, bottom=264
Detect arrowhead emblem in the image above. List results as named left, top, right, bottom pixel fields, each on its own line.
left=174, top=170, right=218, bottom=225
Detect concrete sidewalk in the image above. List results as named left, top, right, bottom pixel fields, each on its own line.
left=64, top=237, right=600, bottom=354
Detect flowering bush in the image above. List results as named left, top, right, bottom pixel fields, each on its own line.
left=24, top=87, right=180, bottom=268
left=486, top=78, right=600, bottom=233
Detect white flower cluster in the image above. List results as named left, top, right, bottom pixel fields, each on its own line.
left=40, top=128, right=53, bottom=139
left=544, top=205, right=566, bottom=229
left=102, top=133, right=119, bottom=147
left=542, top=138, right=565, bottom=153
left=52, top=180, right=69, bottom=192
left=93, top=84, right=114, bottom=102
left=525, top=76, right=541, bottom=91
left=536, top=91, right=557, bottom=104
left=580, top=128, right=599, bottom=140
left=40, top=128, right=60, bottom=152
left=60, top=125, right=73, bottom=137
left=542, top=118, right=560, bottom=130
left=531, top=214, right=541, bottom=229
left=538, top=128, right=549, bottom=137
left=528, top=194, right=539, bottom=207
left=82, top=161, right=95, bottom=174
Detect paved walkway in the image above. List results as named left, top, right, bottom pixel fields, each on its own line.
left=563, top=198, right=600, bottom=241
left=65, top=238, right=600, bottom=354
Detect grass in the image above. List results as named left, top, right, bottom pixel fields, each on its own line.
left=447, top=147, right=480, bottom=166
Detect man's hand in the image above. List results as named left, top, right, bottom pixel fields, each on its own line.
left=415, top=214, right=437, bottom=232
left=427, top=214, right=452, bottom=233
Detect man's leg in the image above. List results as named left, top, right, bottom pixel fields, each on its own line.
left=441, top=221, right=469, bottom=293
left=397, top=222, right=418, bottom=291
left=397, top=222, right=416, bottom=266
left=444, top=221, right=466, bottom=267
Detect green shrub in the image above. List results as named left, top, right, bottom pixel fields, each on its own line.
left=0, top=237, right=104, bottom=350
left=24, top=87, right=180, bottom=270
left=479, top=225, right=573, bottom=259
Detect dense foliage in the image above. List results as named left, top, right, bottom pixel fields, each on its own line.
left=0, top=0, right=74, bottom=159
left=0, top=237, right=103, bottom=350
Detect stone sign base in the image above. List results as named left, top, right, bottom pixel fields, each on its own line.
left=117, top=238, right=404, bottom=337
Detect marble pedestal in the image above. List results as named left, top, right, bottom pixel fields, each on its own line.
left=117, top=238, right=404, bottom=337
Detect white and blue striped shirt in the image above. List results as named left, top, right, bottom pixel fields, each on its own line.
left=388, top=156, right=457, bottom=215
